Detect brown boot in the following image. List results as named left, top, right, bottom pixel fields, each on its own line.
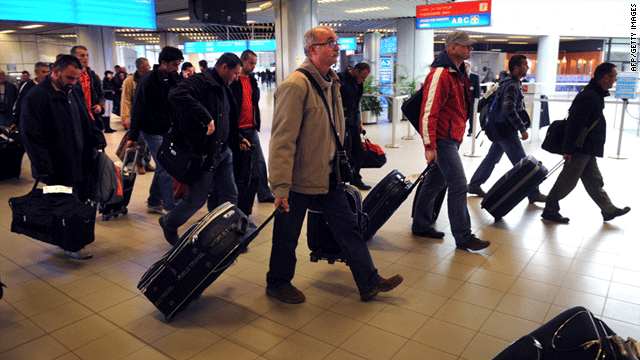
left=360, top=275, right=404, bottom=301
left=266, top=284, right=306, bottom=304
left=136, top=165, right=146, bottom=174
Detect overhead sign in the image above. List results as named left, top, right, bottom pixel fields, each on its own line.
left=338, top=38, right=357, bottom=51
left=248, top=40, right=276, bottom=52
left=615, top=72, right=638, bottom=99
left=380, top=36, right=397, bottom=54
left=184, top=40, right=278, bottom=54
left=416, top=0, right=491, bottom=29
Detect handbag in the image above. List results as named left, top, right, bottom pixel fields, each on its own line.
left=8, top=178, right=96, bottom=252
left=401, top=87, right=424, bottom=132
left=156, top=129, right=205, bottom=185
left=541, top=119, right=566, bottom=155
left=361, top=134, right=387, bottom=168
left=296, top=68, right=353, bottom=184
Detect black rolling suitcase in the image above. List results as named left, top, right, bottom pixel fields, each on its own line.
left=306, top=184, right=363, bottom=264
left=361, top=166, right=430, bottom=240
left=493, top=306, right=640, bottom=360
left=481, top=156, right=562, bottom=220
left=0, top=126, right=25, bottom=181
left=99, top=149, right=137, bottom=220
left=9, top=179, right=96, bottom=252
left=138, top=202, right=280, bottom=321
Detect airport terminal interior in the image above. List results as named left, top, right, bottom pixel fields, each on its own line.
left=1, top=0, right=640, bottom=359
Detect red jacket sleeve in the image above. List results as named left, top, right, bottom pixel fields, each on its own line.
left=419, top=68, right=449, bottom=150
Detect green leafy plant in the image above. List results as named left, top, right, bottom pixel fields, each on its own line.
left=361, top=76, right=382, bottom=117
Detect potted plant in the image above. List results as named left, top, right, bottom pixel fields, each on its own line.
left=361, top=77, right=382, bottom=124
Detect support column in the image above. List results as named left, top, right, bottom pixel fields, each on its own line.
left=274, top=0, right=317, bottom=85
left=160, top=32, right=180, bottom=49
left=101, top=28, right=116, bottom=74
left=363, top=32, right=381, bottom=83
left=532, top=34, right=559, bottom=141
left=396, top=18, right=433, bottom=87
left=77, top=26, right=106, bottom=76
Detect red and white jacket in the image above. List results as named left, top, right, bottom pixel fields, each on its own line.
left=419, top=51, right=470, bottom=150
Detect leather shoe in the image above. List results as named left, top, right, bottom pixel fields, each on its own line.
left=456, top=234, right=491, bottom=251
left=136, top=165, right=146, bottom=174
left=361, top=275, right=404, bottom=301
left=66, top=248, right=93, bottom=260
left=159, top=216, right=179, bottom=246
left=529, top=194, right=547, bottom=204
left=266, top=284, right=305, bottom=304
left=541, top=211, right=570, bottom=224
left=351, top=181, right=372, bottom=191
left=602, top=206, right=630, bottom=221
left=412, top=227, right=445, bottom=239
left=145, top=164, right=155, bottom=172
left=468, top=186, right=487, bottom=197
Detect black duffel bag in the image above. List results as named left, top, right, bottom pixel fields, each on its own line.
left=156, top=130, right=205, bottom=185
left=8, top=179, right=96, bottom=252
left=541, top=119, right=566, bottom=155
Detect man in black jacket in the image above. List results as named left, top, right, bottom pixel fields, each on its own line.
left=542, top=62, right=630, bottom=223
left=338, top=62, right=371, bottom=190
left=465, top=61, right=481, bottom=136
left=127, top=46, right=183, bottom=214
left=159, top=52, right=247, bottom=245
left=11, top=62, right=50, bottom=131
left=0, top=70, right=18, bottom=127
left=229, top=50, right=274, bottom=209
left=20, top=55, right=106, bottom=259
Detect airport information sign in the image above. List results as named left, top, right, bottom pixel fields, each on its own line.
left=615, top=72, right=638, bottom=99
left=416, top=0, right=491, bottom=29
left=338, top=38, right=357, bottom=51
left=184, top=40, right=277, bottom=54
left=380, top=36, right=397, bottom=54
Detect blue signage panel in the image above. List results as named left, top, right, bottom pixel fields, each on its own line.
left=380, top=36, right=397, bottom=54
left=0, top=0, right=156, bottom=29
left=338, top=38, right=357, bottom=51
left=417, top=13, right=491, bottom=29
left=248, top=40, right=276, bottom=52
left=615, top=72, right=638, bottom=99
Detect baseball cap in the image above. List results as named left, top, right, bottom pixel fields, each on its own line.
left=445, top=31, right=475, bottom=47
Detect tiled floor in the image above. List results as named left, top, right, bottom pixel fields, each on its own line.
left=1, top=84, right=639, bottom=360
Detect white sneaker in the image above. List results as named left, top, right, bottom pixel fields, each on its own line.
left=66, top=248, right=93, bottom=260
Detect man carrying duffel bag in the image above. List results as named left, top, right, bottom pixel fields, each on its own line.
left=14, top=55, right=106, bottom=259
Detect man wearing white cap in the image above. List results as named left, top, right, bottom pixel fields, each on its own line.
left=412, top=30, right=491, bottom=251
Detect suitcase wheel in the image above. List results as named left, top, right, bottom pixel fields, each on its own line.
left=165, top=314, right=174, bottom=322
left=310, top=253, right=319, bottom=263
left=327, top=258, right=335, bottom=265
left=122, top=208, right=128, bottom=215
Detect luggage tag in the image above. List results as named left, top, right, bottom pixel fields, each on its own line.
left=43, top=186, right=73, bottom=194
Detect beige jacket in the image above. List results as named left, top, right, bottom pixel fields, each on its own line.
left=120, top=74, right=136, bottom=126
left=269, top=58, right=345, bottom=197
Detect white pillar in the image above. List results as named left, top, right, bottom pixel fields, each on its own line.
left=76, top=26, right=106, bottom=76
left=101, top=28, right=116, bottom=74
left=532, top=34, right=559, bottom=140
left=274, top=0, right=317, bottom=85
left=414, top=28, right=434, bottom=84
left=363, top=32, right=381, bottom=83
left=160, top=32, right=180, bottom=49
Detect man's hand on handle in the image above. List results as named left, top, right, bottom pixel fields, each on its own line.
left=425, top=149, right=437, bottom=165
left=274, top=197, right=289, bottom=212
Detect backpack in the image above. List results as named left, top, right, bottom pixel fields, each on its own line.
left=94, top=151, right=123, bottom=205
left=477, top=83, right=500, bottom=135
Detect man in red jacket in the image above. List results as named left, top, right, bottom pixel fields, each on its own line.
left=412, top=31, right=490, bottom=251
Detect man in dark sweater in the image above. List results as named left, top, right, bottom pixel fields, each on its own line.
left=542, top=62, right=630, bottom=223
left=338, top=62, right=371, bottom=190
left=127, top=46, right=183, bottom=214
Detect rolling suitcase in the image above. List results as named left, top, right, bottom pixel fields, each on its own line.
left=481, top=156, right=562, bottom=220
left=306, top=184, right=363, bottom=264
left=137, top=202, right=280, bottom=321
left=99, top=148, right=137, bottom=220
left=361, top=166, right=430, bottom=240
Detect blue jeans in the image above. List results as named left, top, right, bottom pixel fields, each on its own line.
left=140, top=132, right=175, bottom=211
left=468, top=134, right=541, bottom=202
left=266, top=187, right=381, bottom=294
left=239, top=127, right=272, bottom=200
left=412, top=140, right=471, bottom=245
left=163, top=147, right=238, bottom=231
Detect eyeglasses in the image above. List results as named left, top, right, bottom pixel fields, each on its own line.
left=312, top=40, right=340, bottom=48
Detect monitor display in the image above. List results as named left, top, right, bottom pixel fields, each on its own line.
left=380, top=36, right=397, bottom=54
left=338, top=38, right=357, bottom=51
left=248, top=40, right=276, bottom=52
left=0, top=0, right=157, bottom=29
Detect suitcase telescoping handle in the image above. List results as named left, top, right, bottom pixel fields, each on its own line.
left=407, top=163, right=435, bottom=193
left=243, top=205, right=285, bottom=244
left=545, top=159, right=565, bottom=179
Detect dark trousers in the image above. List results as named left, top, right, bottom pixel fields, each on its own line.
left=266, top=187, right=381, bottom=294
left=343, top=123, right=365, bottom=183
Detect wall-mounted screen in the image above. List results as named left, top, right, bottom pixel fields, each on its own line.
left=338, top=38, right=357, bottom=51
left=0, top=0, right=157, bottom=29
left=248, top=40, right=276, bottom=52
left=380, top=36, right=397, bottom=54
left=416, top=0, right=491, bottom=29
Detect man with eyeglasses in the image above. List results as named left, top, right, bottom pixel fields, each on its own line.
left=127, top=46, right=183, bottom=215
left=412, top=30, right=491, bottom=252
left=542, top=62, right=630, bottom=223
left=266, top=26, right=403, bottom=304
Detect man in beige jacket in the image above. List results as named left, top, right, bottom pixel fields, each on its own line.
left=266, top=26, right=403, bottom=304
left=120, top=57, right=154, bottom=174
